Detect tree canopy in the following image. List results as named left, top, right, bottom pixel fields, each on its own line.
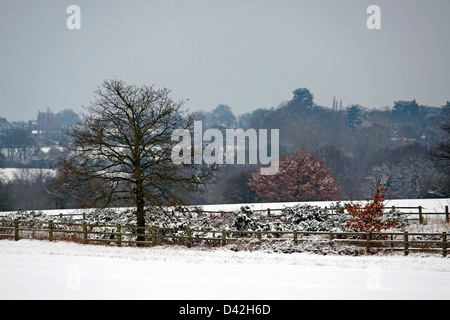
left=249, top=150, right=339, bottom=202
left=56, top=78, right=215, bottom=239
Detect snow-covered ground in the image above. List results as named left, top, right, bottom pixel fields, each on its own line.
left=202, top=198, right=450, bottom=214
left=0, top=168, right=56, bottom=182
left=1, top=199, right=449, bottom=300
left=1, top=239, right=449, bottom=300
left=1, top=198, right=449, bottom=218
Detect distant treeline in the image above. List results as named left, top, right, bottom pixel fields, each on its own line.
left=192, top=88, right=450, bottom=203
left=0, top=88, right=449, bottom=211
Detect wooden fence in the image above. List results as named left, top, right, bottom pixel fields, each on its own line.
left=7, top=205, right=447, bottom=224
left=0, top=219, right=448, bottom=257
left=200, top=205, right=450, bottom=225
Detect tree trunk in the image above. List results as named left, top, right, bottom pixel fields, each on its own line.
left=135, top=181, right=146, bottom=245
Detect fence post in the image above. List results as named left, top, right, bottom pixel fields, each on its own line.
left=329, top=231, right=334, bottom=241
left=404, top=231, right=409, bottom=256
left=152, top=226, right=156, bottom=247
left=267, top=208, right=271, bottom=217
left=186, top=228, right=191, bottom=248
left=49, top=220, right=53, bottom=242
left=257, top=230, right=262, bottom=242
left=116, top=224, right=122, bottom=247
left=14, top=219, right=19, bottom=241
left=222, top=230, right=226, bottom=246
left=366, top=233, right=371, bottom=254
left=294, top=230, right=298, bottom=244
left=419, top=206, right=423, bottom=225
left=445, top=206, right=449, bottom=224
left=443, top=232, right=447, bottom=257
left=83, top=221, right=88, bottom=244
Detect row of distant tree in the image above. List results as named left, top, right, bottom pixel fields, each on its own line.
left=196, top=88, right=449, bottom=203
left=0, top=109, right=79, bottom=167
left=0, top=169, right=53, bottom=211
left=0, top=85, right=449, bottom=213
left=0, top=109, right=78, bottom=210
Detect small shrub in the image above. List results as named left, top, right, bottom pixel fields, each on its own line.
left=344, top=187, right=400, bottom=233
left=282, top=204, right=347, bottom=232
left=231, top=206, right=260, bottom=232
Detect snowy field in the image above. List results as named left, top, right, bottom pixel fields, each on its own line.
left=1, top=198, right=449, bottom=300
left=2, top=197, right=448, bottom=216
left=201, top=198, right=450, bottom=213
left=0, top=168, right=56, bottom=182
left=1, top=239, right=449, bottom=300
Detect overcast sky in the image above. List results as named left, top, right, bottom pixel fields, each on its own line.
left=1, top=0, right=449, bottom=121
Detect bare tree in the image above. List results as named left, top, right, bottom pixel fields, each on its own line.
left=430, top=115, right=450, bottom=196
left=56, top=78, right=214, bottom=241
left=431, top=120, right=450, bottom=167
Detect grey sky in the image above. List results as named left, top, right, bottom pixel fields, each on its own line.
left=1, top=0, right=449, bottom=121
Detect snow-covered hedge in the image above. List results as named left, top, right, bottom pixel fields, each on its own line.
left=1, top=203, right=409, bottom=243
left=1, top=204, right=346, bottom=233
left=282, top=204, right=348, bottom=232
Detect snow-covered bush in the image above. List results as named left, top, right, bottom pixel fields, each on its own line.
left=1, top=201, right=413, bottom=249
left=5, top=210, right=53, bottom=223
left=231, top=206, right=260, bottom=231
left=91, top=226, right=117, bottom=241
left=282, top=204, right=347, bottom=232
left=381, top=208, right=410, bottom=229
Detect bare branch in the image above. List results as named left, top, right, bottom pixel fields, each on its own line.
left=55, top=78, right=215, bottom=237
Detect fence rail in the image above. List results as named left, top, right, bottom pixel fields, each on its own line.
left=200, top=205, right=450, bottom=225
left=0, top=219, right=448, bottom=257
left=1, top=205, right=448, bottom=224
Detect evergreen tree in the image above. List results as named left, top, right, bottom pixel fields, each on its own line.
left=345, top=104, right=364, bottom=130
left=288, top=88, right=314, bottom=108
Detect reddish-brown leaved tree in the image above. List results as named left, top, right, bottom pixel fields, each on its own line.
left=249, top=150, right=339, bottom=202
left=344, top=187, right=398, bottom=233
